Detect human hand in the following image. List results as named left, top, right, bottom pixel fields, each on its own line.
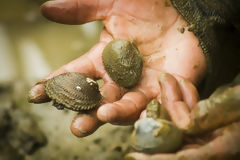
left=28, top=0, right=206, bottom=137
left=126, top=121, right=240, bottom=160
left=127, top=75, right=240, bottom=160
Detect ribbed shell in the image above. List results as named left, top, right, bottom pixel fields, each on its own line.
left=45, top=72, right=102, bottom=111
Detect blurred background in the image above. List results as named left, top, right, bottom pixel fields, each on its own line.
left=0, top=0, right=131, bottom=159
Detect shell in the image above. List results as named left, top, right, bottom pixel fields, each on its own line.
left=146, top=99, right=160, bottom=119
left=102, top=40, right=143, bottom=88
left=130, top=118, right=183, bottom=154
left=146, top=99, right=170, bottom=120
left=44, top=72, right=102, bottom=112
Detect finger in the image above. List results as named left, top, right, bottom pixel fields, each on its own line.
left=70, top=76, right=123, bottom=138
left=159, top=73, right=190, bottom=129
left=41, top=0, right=114, bottom=24
left=125, top=152, right=175, bottom=160
left=159, top=73, right=182, bottom=102
left=70, top=75, right=125, bottom=138
left=127, top=122, right=240, bottom=160
left=176, top=122, right=240, bottom=160
left=178, top=79, right=199, bottom=110
left=125, top=152, right=150, bottom=160
left=173, top=102, right=191, bottom=129
left=28, top=42, right=106, bottom=103
left=70, top=80, right=124, bottom=138
left=98, top=61, right=127, bottom=103
left=97, top=91, right=149, bottom=125
left=70, top=111, right=103, bottom=137
left=100, top=82, right=124, bottom=103
left=187, top=85, right=240, bottom=135
left=139, top=110, right=147, bottom=119
left=28, top=81, right=51, bottom=103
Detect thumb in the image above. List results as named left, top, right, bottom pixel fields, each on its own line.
left=41, top=0, right=114, bottom=24
left=125, top=152, right=175, bottom=160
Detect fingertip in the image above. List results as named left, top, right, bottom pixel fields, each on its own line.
left=139, top=110, right=147, bottom=119
left=40, top=0, right=54, bottom=9
left=125, top=152, right=176, bottom=160
left=97, top=104, right=118, bottom=123
left=70, top=114, right=102, bottom=137
left=159, top=73, right=182, bottom=102
left=125, top=153, right=149, bottom=160
left=178, top=79, right=199, bottom=109
left=28, top=83, right=50, bottom=103
left=40, top=0, right=58, bottom=21
left=40, top=0, right=111, bottom=25
left=40, top=0, right=80, bottom=24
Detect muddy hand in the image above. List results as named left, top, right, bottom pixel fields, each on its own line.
left=154, top=73, right=240, bottom=134
left=127, top=75, right=240, bottom=160
left=187, top=75, right=240, bottom=134
left=126, top=121, right=240, bottom=160
left=163, top=73, right=240, bottom=134
left=152, top=73, right=199, bottom=130
left=28, top=0, right=206, bottom=137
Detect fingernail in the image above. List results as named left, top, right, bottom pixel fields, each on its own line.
left=97, top=106, right=108, bottom=122
left=28, top=83, right=50, bottom=103
left=71, top=117, right=89, bottom=137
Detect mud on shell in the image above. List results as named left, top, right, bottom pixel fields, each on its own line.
left=130, top=118, right=183, bottom=154
left=102, top=40, right=143, bottom=88
left=44, top=72, right=102, bottom=112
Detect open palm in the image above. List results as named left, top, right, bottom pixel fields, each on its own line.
left=29, top=0, right=206, bottom=137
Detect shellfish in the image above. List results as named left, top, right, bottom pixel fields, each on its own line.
left=130, top=118, right=183, bottom=154
left=44, top=72, right=102, bottom=112
left=102, top=40, right=143, bottom=88
left=130, top=99, right=183, bottom=153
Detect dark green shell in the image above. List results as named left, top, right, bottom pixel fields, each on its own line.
left=102, top=40, right=143, bottom=88
left=44, top=72, right=102, bottom=111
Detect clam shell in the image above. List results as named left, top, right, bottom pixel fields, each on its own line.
left=44, top=72, right=102, bottom=111
left=130, top=118, right=183, bottom=153
left=102, top=40, right=143, bottom=88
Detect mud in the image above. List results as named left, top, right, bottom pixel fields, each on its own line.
left=0, top=0, right=133, bottom=159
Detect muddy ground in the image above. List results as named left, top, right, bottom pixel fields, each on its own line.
left=0, top=0, right=133, bottom=159
left=0, top=85, right=132, bottom=160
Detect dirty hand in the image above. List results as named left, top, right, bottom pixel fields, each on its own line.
left=127, top=75, right=240, bottom=160
left=126, top=122, right=240, bottom=160
left=28, top=0, right=206, bottom=137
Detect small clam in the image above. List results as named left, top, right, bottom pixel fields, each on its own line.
left=130, top=118, right=183, bottom=154
left=102, top=40, right=143, bottom=88
left=44, top=72, right=102, bottom=112
left=130, top=99, right=182, bottom=153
